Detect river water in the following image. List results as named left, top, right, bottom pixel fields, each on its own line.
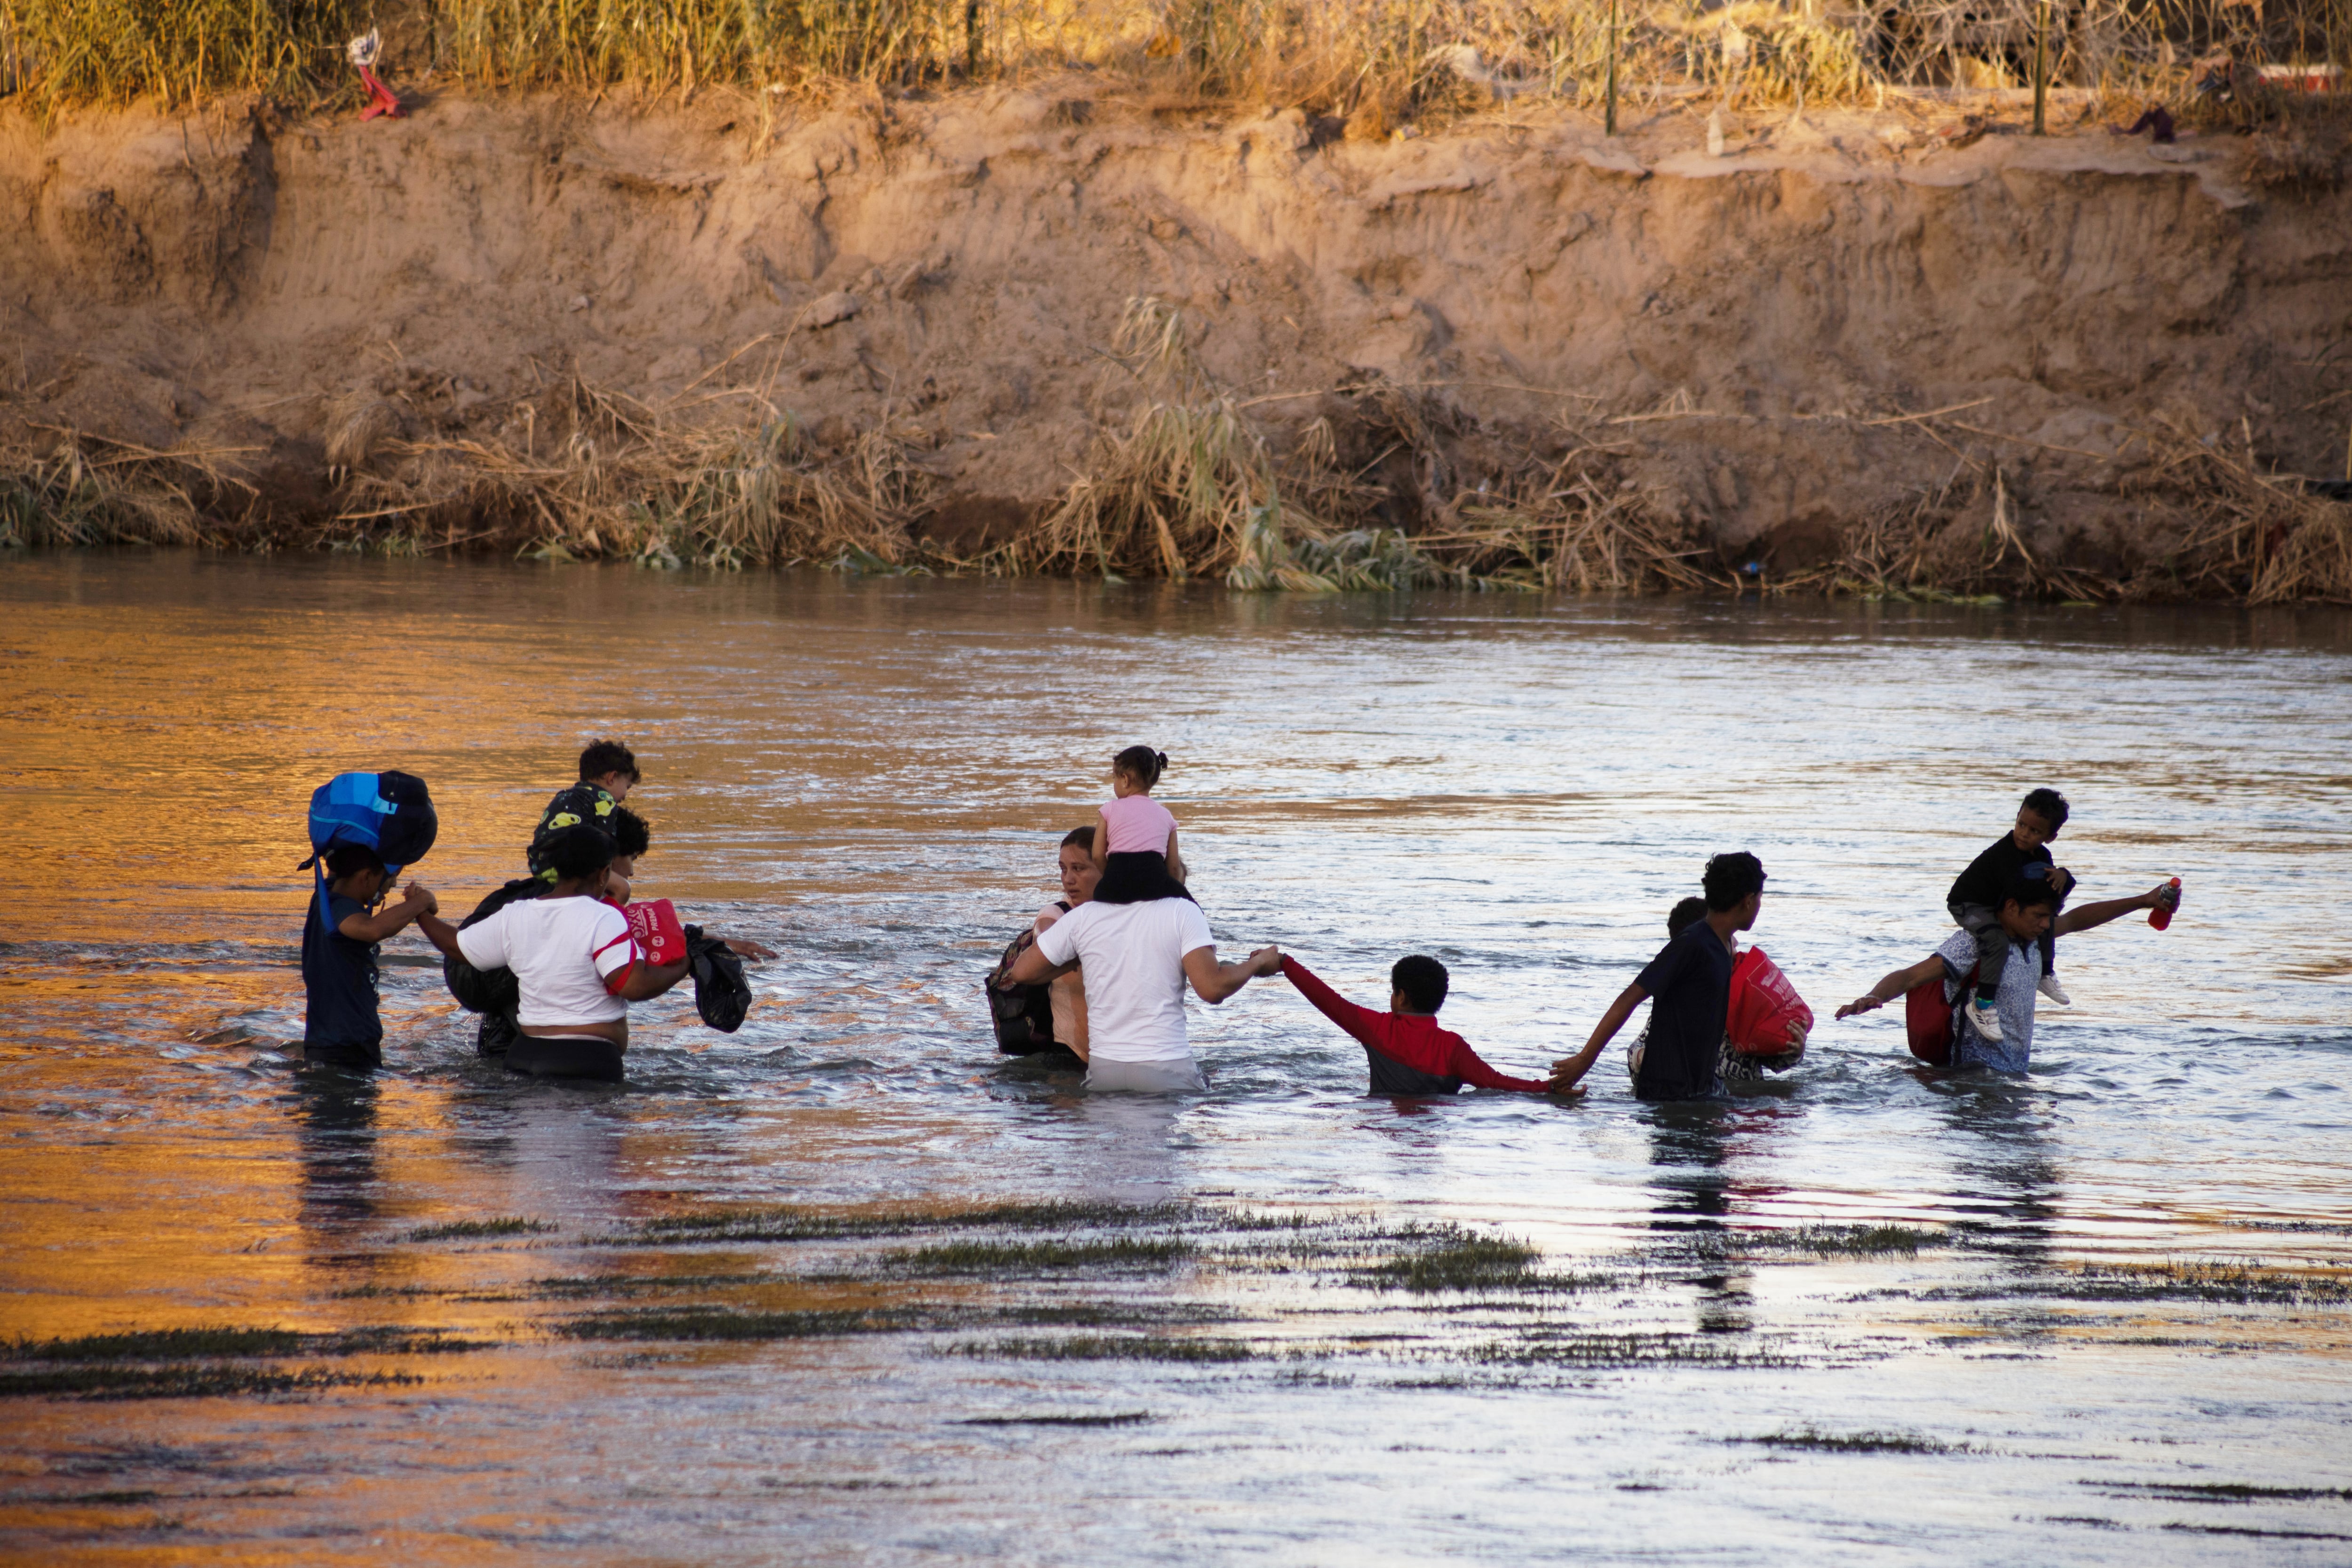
left=2, top=552, right=2349, bottom=1565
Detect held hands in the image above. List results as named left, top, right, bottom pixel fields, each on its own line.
left=1545, top=1045, right=1597, bottom=1097
left=400, top=880, right=438, bottom=917
left=1248, top=945, right=1284, bottom=977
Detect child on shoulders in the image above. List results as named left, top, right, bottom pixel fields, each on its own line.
left=528, top=739, right=642, bottom=885
left=1091, top=745, right=1192, bottom=905
left=1947, top=788, right=2078, bottom=1044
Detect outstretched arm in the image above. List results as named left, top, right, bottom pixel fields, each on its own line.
left=415, top=911, right=463, bottom=960
left=1836, top=954, right=1948, bottom=1018
left=2056, top=881, right=2175, bottom=937
left=1278, top=956, right=1380, bottom=1047
left=1183, top=943, right=1282, bottom=1004
left=1549, top=981, right=1647, bottom=1092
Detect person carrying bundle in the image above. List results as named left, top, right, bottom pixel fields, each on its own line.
left=297, top=770, right=451, bottom=1072
left=420, top=824, right=691, bottom=1082
left=1549, top=852, right=1771, bottom=1101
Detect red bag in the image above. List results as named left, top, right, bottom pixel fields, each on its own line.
left=1725, top=947, right=1814, bottom=1056
left=625, top=899, right=689, bottom=968
left=1904, top=962, right=1974, bottom=1067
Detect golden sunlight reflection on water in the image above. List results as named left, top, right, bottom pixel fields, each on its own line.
left=2, top=554, right=2350, bottom=1564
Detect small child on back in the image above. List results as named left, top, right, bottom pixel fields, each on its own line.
left=303, top=844, right=456, bottom=1071
left=1947, top=788, right=2077, bottom=1043
left=528, top=739, right=642, bottom=884
left=1090, top=745, right=1192, bottom=904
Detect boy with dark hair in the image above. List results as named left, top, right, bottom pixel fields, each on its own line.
left=1841, top=873, right=2177, bottom=1072
left=303, top=844, right=457, bottom=1071
left=527, top=740, right=643, bottom=884
left=1947, top=788, right=2096, bottom=1043
left=1278, top=952, right=1561, bottom=1097
left=1622, top=895, right=1806, bottom=1087
left=1551, top=852, right=1767, bottom=1101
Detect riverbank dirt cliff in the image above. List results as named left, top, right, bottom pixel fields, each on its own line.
left=3, top=83, right=2348, bottom=597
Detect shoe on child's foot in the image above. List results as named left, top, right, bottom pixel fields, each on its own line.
left=1964, top=997, right=2005, bottom=1043
left=2036, top=974, right=2072, bottom=1006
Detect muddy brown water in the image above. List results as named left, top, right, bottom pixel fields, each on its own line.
left=2, top=552, right=2350, bottom=1565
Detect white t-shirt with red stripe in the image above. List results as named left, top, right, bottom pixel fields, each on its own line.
left=456, top=895, right=639, bottom=1027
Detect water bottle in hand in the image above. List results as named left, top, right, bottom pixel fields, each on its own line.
left=2149, top=877, right=2182, bottom=930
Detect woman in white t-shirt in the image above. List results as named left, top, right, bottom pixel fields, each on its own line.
left=1009, top=888, right=1280, bottom=1093
left=430, top=825, right=691, bottom=1082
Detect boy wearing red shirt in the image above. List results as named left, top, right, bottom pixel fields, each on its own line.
left=1279, top=954, right=1566, bottom=1097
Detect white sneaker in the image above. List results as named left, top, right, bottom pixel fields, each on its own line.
left=2037, top=974, right=2072, bottom=1006
left=1964, top=997, right=2004, bottom=1043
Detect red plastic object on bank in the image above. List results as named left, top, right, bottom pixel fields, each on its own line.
left=358, top=65, right=405, bottom=120
left=2149, top=877, right=2182, bottom=930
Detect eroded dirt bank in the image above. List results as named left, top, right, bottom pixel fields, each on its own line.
left=2, top=85, right=2348, bottom=594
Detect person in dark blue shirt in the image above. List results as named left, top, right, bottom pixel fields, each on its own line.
left=302, top=844, right=455, bottom=1070
left=1549, top=852, right=1767, bottom=1101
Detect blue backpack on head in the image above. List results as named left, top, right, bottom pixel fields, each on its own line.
left=301, top=772, right=439, bottom=931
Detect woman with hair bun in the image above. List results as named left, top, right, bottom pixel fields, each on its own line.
left=1090, top=744, right=1191, bottom=905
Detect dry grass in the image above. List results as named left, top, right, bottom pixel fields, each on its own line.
left=4, top=301, right=2346, bottom=603
left=0, top=0, right=2340, bottom=125
left=0, top=426, right=250, bottom=546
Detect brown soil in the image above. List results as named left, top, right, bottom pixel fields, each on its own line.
left=2, top=82, right=2349, bottom=592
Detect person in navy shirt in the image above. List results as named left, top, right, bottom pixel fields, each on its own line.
left=1549, top=853, right=1766, bottom=1101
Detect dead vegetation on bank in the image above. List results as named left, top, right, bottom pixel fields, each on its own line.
left=4, top=297, right=2349, bottom=603
left=3, top=0, right=2345, bottom=139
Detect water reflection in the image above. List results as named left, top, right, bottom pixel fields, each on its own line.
left=1935, top=1078, right=2066, bottom=1266
left=292, top=1073, right=382, bottom=1233
left=3, top=556, right=2350, bottom=1563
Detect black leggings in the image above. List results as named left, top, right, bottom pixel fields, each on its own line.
left=1094, top=851, right=1195, bottom=905
left=507, top=1035, right=625, bottom=1082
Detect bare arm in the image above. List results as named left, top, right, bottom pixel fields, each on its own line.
left=2056, top=881, right=2173, bottom=937
left=1549, top=981, right=1647, bottom=1090
left=336, top=882, right=435, bottom=944
left=1182, top=943, right=1282, bottom=1005
left=415, top=911, right=463, bottom=960
left=1836, top=954, right=1948, bottom=1018
left=1008, top=939, right=1079, bottom=986
left=1166, top=824, right=1187, bottom=885
left=1091, top=813, right=1109, bottom=871
left=616, top=958, right=691, bottom=1002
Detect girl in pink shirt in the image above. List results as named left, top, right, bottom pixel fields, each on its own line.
left=1090, top=746, right=1192, bottom=904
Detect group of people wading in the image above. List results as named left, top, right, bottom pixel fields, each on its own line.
left=988, top=754, right=2184, bottom=1099
left=300, top=741, right=772, bottom=1082
left=301, top=739, right=2181, bottom=1095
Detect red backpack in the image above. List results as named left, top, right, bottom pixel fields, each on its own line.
left=1904, top=962, right=1975, bottom=1066
left=1725, top=948, right=1815, bottom=1056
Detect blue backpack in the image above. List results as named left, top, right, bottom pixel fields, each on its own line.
left=301, top=772, right=439, bottom=931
